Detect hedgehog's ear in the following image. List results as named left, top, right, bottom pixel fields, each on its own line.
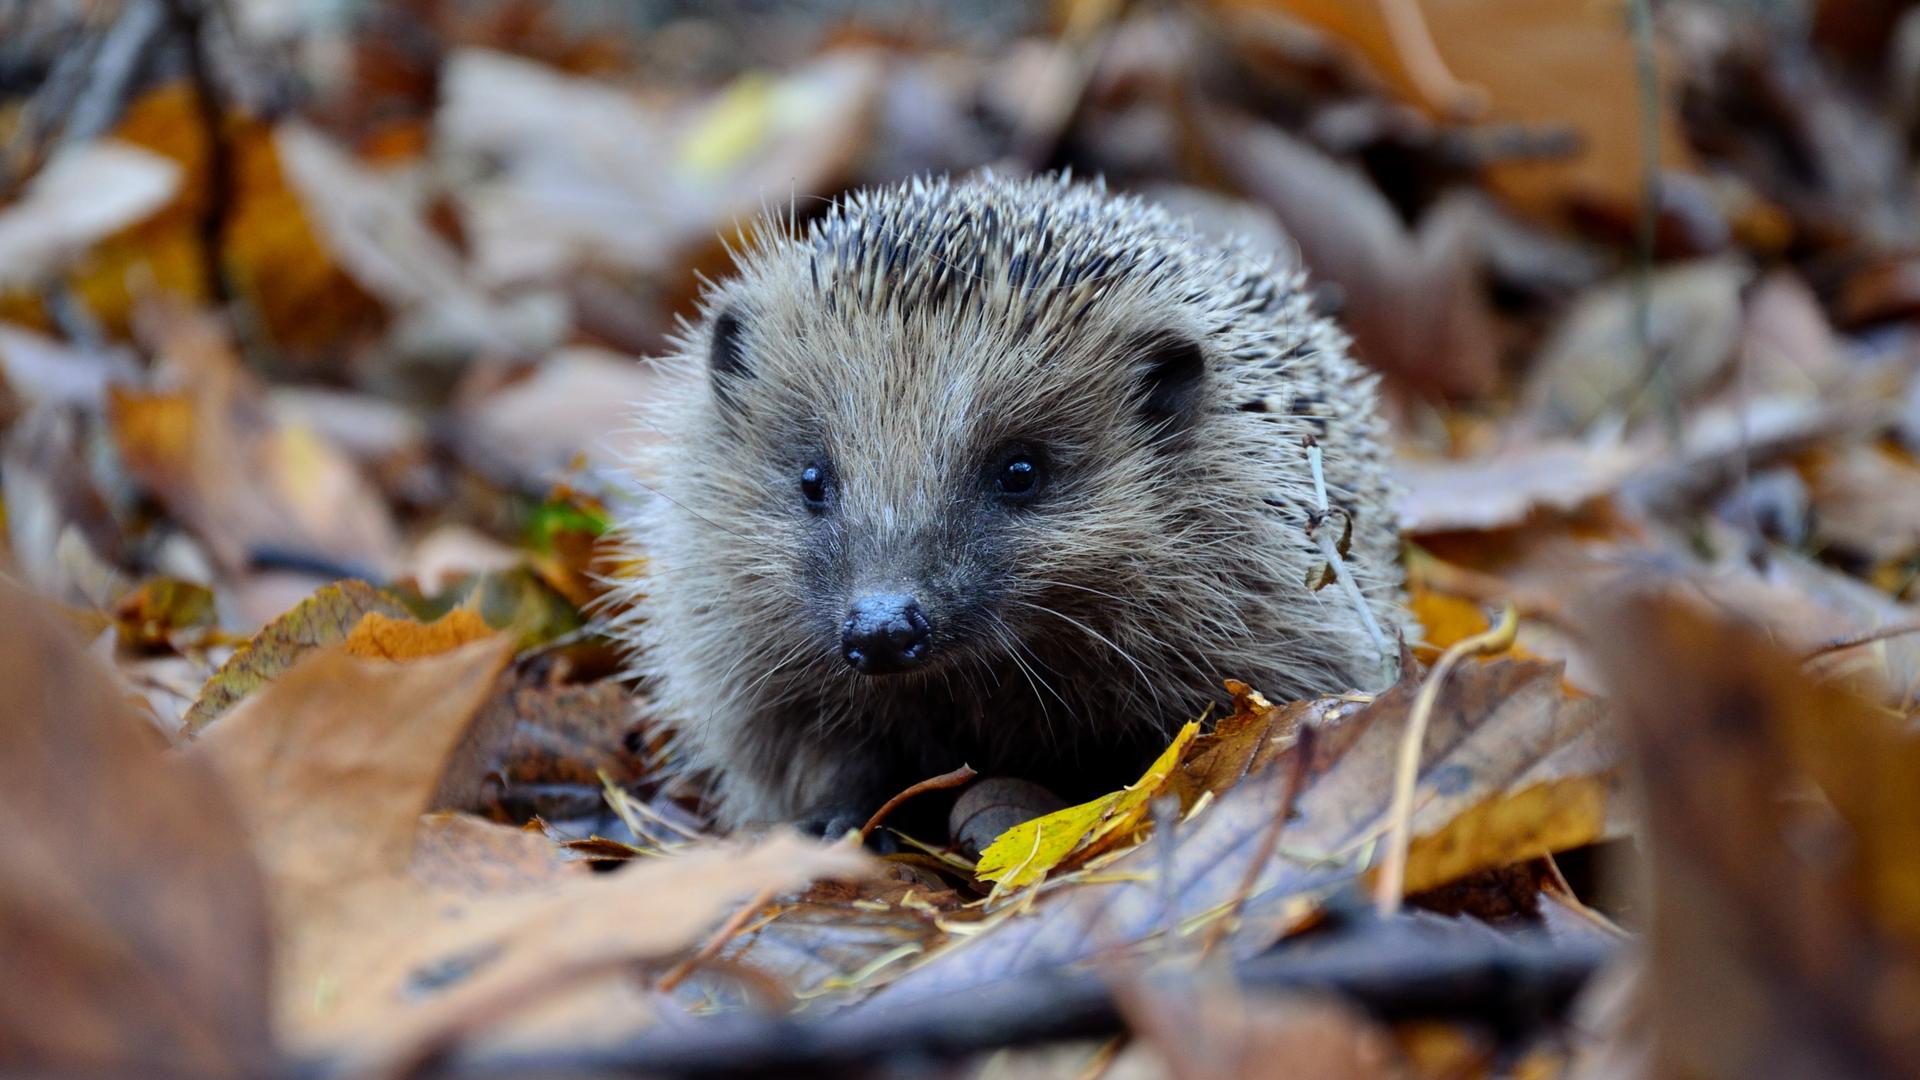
left=708, top=310, right=752, bottom=411
left=1131, top=330, right=1206, bottom=436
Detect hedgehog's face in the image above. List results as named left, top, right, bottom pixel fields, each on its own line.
left=693, top=295, right=1213, bottom=693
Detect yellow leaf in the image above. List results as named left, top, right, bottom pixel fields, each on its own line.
left=342, top=609, right=497, bottom=661
left=974, top=794, right=1119, bottom=891
left=677, top=72, right=775, bottom=177
left=0, top=82, right=381, bottom=351
left=977, top=721, right=1199, bottom=890
left=1398, top=775, right=1611, bottom=896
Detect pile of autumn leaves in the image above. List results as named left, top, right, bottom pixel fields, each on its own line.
left=7, top=545, right=1920, bottom=1075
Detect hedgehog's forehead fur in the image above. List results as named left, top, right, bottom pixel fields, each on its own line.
left=687, top=173, right=1299, bottom=509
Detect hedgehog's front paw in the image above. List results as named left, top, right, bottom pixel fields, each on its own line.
left=796, top=803, right=898, bottom=853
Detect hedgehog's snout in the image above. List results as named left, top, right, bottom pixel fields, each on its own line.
left=841, top=593, right=932, bottom=676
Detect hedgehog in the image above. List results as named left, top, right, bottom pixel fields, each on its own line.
left=611, top=173, right=1406, bottom=832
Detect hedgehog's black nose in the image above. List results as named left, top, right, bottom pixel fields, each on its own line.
left=842, top=594, right=931, bottom=675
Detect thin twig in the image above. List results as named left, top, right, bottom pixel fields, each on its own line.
left=1800, top=620, right=1920, bottom=663
left=1200, top=724, right=1314, bottom=957
left=654, top=884, right=780, bottom=993
left=1304, top=438, right=1393, bottom=678
left=161, top=0, right=237, bottom=311
left=858, top=764, right=977, bottom=843
left=57, top=0, right=167, bottom=150
left=1373, top=604, right=1519, bottom=917
left=433, top=928, right=1613, bottom=1078
left=1378, top=0, right=1487, bottom=120
left=1626, top=0, right=1680, bottom=446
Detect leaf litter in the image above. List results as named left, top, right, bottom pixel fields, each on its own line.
left=5, top=2, right=1920, bottom=1077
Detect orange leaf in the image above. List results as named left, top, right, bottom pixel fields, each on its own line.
left=343, top=609, right=498, bottom=661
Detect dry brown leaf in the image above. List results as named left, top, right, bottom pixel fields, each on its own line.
left=1197, top=110, right=1500, bottom=398
left=1586, top=587, right=1920, bottom=1077
left=1396, top=442, right=1648, bottom=534
left=0, top=578, right=273, bottom=1076
left=1806, top=443, right=1920, bottom=567
left=0, top=82, right=383, bottom=351
left=1170, top=680, right=1311, bottom=803
left=183, top=578, right=411, bottom=732
left=275, top=122, right=561, bottom=360
left=106, top=304, right=400, bottom=577
left=454, top=345, right=662, bottom=489
left=867, top=657, right=1617, bottom=1007
left=1738, top=269, right=1841, bottom=396
left=440, top=47, right=881, bottom=289
left=1222, top=0, right=1696, bottom=219
left=195, top=639, right=515, bottom=897
left=432, top=675, right=645, bottom=819
left=1120, top=984, right=1398, bottom=1080
left=190, top=636, right=867, bottom=1060
left=1519, top=257, right=1748, bottom=438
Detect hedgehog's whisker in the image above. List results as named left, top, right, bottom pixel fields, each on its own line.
left=987, top=610, right=1070, bottom=731
left=1007, top=599, right=1166, bottom=723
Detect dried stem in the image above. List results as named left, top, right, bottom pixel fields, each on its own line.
left=654, top=883, right=781, bottom=994
left=1378, top=0, right=1488, bottom=120
left=1373, top=604, right=1518, bottom=917
left=1305, top=438, right=1393, bottom=679
left=1200, top=723, right=1315, bottom=957
left=858, top=764, right=977, bottom=843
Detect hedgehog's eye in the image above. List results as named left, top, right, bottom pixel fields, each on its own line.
left=991, top=449, right=1046, bottom=505
left=799, top=461, right=831, bottom=512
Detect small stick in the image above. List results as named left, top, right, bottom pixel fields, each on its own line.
left=656, top=883, right=781, bottom=993
left=859, top=764, right=977, bottom=844
left=1305, top=438, right=1393, bottom=677
left=1800, top=620, right=1920, bottom=664
left=1200, top=723, right=1315, bottom=957
left=1373, top=604, right=1518, bottom=917
left=1378, top=0, right=1488, bottom=120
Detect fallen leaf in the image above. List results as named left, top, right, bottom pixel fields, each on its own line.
left=453, top=346, right=660, bottom=490
left=1586, top=587, right=1920, bottom=1077
left=113, top=575, right=219, bottom=651
left=1120, top=984, right=1398, bottom=1080
left=0, top=323, right=141, bottom=410
left=343, top=608, right=497, bottom=660
left=2, top=402, right=126, bottom=605
left=1224, top=0, right=1696, bottom=220
left=1519, top=257, right=1749, bottom=438
left=275, top=122, right=561, bottom=359
left=0, top=578, right=273, bottom=1076
left=976, top=720, right=1199, bottom=892
left=867, top=658, right=1618, bottom=1007
left=1805, top=442, right=1920, bottom=567
left=1198, top=110, right=1500, bottom=398
left=183, top=578, right=410, bottom=732
left=106, top=304, right=400, bottom=577
left=189, top=634, right=868, bottom=1061
left=432, top=675, right=645, bottom=821
left=1170, top=681, right=1311, bottom=804
left=0, top=141, right=179, bottom=288
left=951, top=778, right=1070, bottom=857
left=1, top=82, right=384, bottom=351
left=439, top=47, right=880, bottom=299
left=1396, top=442, right=1647, bottom=534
